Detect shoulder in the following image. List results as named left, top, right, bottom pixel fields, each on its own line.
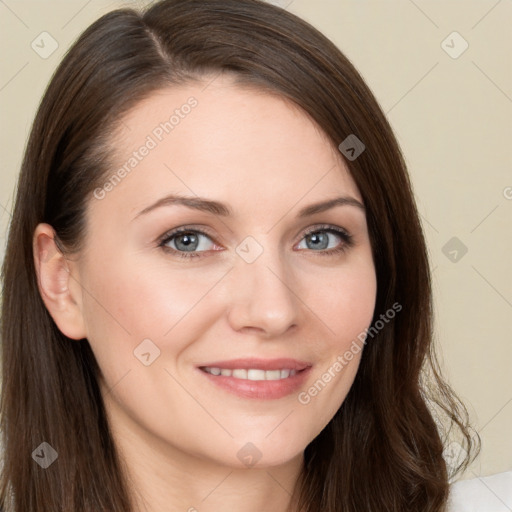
left=447, top=471, right=512, bottom=511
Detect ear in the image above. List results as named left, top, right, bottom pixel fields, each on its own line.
left=33, top=223, right=87, bottom=340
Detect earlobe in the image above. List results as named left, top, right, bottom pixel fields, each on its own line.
left=33, top=223, right=87, bottom=340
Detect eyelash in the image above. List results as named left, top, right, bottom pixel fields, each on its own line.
left=158, top=224, right=354, bottom=259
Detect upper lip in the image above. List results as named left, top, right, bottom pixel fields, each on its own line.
left=198, top=358, right=312, bottom=371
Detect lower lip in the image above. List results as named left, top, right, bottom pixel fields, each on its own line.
left=198, top=367, right=312, bottom=400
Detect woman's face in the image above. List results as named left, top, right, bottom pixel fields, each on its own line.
left=66, top=76, right=377, bottom=468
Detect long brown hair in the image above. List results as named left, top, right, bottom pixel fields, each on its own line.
left=0, top=0, right=478, bottom=510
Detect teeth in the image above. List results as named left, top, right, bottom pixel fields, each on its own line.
left=263, top=370, right=281, bottom=380
left=247, top=369, right=265, bottom=381
left=232, top=369, right=247, bottom=379
left=203, top=367, right=298, bottom=380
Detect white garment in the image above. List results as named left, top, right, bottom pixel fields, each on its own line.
left=447, top=471, right=512, bottom=511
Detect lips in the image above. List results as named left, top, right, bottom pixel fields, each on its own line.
left=197, top=358, right=312, bottom=400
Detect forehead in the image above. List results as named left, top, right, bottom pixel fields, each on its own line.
left=91, top=76, right=362, bottom=223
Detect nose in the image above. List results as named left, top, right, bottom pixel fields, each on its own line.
left=225, top=246, right=300, bottom=338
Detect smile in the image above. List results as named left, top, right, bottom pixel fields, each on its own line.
left=197, top=358, right=312, bottom=399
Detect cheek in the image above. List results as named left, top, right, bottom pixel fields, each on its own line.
left=303, top=255, right=377, bottom=343
left=80, top=253, right=225, bottom=367
left=294, top=257, right=376, bottom=422
left=106, top=269, right=208, bottom=335
left=332, top=270, right=376, bottom=339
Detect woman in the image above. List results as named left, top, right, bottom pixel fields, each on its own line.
left=0, top=0, right=477, bottom=510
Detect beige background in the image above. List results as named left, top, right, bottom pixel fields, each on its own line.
left=0, top=0, right=510, bottom=481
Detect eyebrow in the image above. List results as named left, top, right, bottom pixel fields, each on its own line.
left=132, top=193, right=365, bottom=221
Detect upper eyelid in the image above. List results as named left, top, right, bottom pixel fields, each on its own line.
left=302, top=224, right=350, bottom=237
left=159, top=225, right=217, bottom=243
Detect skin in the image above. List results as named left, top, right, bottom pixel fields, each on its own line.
left=33, top=74, right=377, bottom=512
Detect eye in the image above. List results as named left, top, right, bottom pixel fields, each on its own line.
left=296, top=225, right=353, bottom=256
left=159, top=227, right=217, bottom=258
